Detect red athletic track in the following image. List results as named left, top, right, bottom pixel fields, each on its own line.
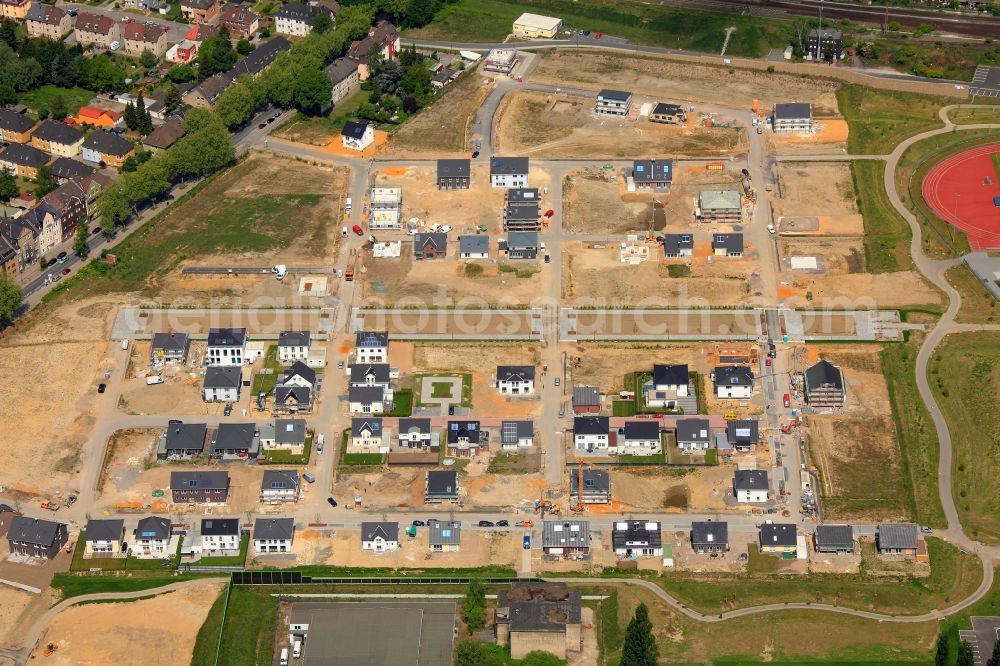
left=921, top=143, right=1000, bottom=251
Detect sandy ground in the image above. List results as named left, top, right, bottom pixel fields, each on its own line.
left=774, top=163, right=859, bottom=222
left=290, top=529, right=519, bottom=569
left=778, top=270, right=945, bottom=309
left=0, top=585, right=38, bottom=644
left=664, top=164, right=744, bottom=227
left=669, top=529, right=755, bottom=572
left=767, top=117, right=849, bottom=155
left=563, top=170, right=656, bottom=235
left=35, top=580, right=224, bottom=664
left=465, top=473, right=546, bottom=509
left=779, top=238, right=865, bottom=276
left=567, top=342, right=710, bottom=391
left=389, top=72, right=492, bottom=155
left=98, top=464, right=273, bottom=516
left=97, top=429, right=159, bottom=497
left=332, top=470, right=424, bottom=510
left=495, top=91, right=746, bottom=158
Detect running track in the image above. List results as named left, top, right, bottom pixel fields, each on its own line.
left=921, top=143, right=1000, bottom=250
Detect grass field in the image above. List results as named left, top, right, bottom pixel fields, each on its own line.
left=389, top=69, right=489, bottom=153
left=945, top=264, right=999, bottom=324
left=837, top=85, right=946, bottom=155
left=928, top=332, right=1000, bottom=543
left=406, top=0, right=791, bottom=57
left=50, top=572, right=209, bottom=600
left=949, top=106, right=1000, bottom=125
left=262, top=434, right=312, bottom=464
left=212, top=585, right=278, bottom=665
left=251, top=345, right=282, bottom=396
left=851, top=160, right=910, bottom=273
left=20, top=85, right=96, bottom=117
left=191, top=589, right=228, bottom=666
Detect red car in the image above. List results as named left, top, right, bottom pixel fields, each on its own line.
left=782, top=393, right=791, bottom=408
left=352, top=224, right=363, bottom=236
left=765, top=357, right=772, bottom=367
left=594, top=32, right=602, bottom=39
left=61, top=267, right=71, bottom=276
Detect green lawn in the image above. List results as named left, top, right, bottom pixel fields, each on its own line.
left=20, top=85, right=96, bottom=117
left=945, top=264, right=999, bottom=324
left=214, top=586, right=279, bottom=665
left=251, top=345, right=282, bottom=396
left=379, top=388, right=414, bottom=417
left=69, top=533, right=182, bottom=572
left=851, top=160, right=910, bottom=273
left=262, top=434, right=312, bottom=465
left=837, top=85, right=946, bottom=155
left=191, top=588, right=229, bottom=666
left=928, top=332, right=1000, bottom=542
left=51, top=573, right=208, bottom=600
left=193, top=535, right=249, bottom=566
left=993, top=151, right=1000, bottom=183
left=431, top=381, right=453, bottom=398
left=612, top=400, right=636, bottom=416
left=342, top=452, right=385, bottom=465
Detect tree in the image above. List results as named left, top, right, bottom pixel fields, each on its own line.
left=0, top=169, right=18, bottom=203
left=935, top=631, right=949, bottom=666
left=216, top=76, right=261, bottom=129
left=620, top=603, right=658, bottom=666
left=81, top=54, right=126, bottom=92
left=991, top=634, right=1000, bottom=666
left=123, top=100, right=137, bottom=130
left=33, top=166, right=57, bottom=197
left=135, top=94, right=154, bottom=135
left=312, top=12, right=333, bottom=34
left=454, top=640, right=485, bottom=666
left=140, top=48, right=158, bottom=69
left=198, top=27, right=237, bottom=79
left=461, top=579, right=486, bottom=632
left=400, top=63, right=431, bottom=101
left=958, top=641, right=975, bottom=666
left=520, top=652, right=564, bottom=666
left=0, top=274, right=22, bottom=328
left=73, top=219, right=89, bottom=258
left=49, top=95, right=67, bottom=121
left=236, top=38, right=254, bottom=55
left=162, top=80, right=181, bottom=116
left=293, top=67, right=332, bottom=114
left=165, top=62, right=196, bottom=83
left=122, top=150, right=152, bottom=173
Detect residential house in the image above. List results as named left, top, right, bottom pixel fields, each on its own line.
left=511, top=12, right=562, bottom=38
left=211, top=422, right=258, bottom=458
left=712, top=233, right=744, bottom=257
left=877, top=523, right=919, bottom=557
left=81, top=130, right=135, bottom=168
left=355, top=330, right=388, bottom=363
left=772, top=102, right=813, bottom=133
left=662, top=233, right=694, bottom=258
left=25, top=3, right=71, bottom=40
left=814, top=524, right=854, bottom=554
left=350, top=363, right=390, bottom=389
left=649, top=102, right=686, bottom=124
left=759, top=523, right=797, bottom=555
left=184, top=22, right=220, bottom=42
left=446, top=420, right=485, bottom=458
left=186, top=71, right=235, bottom=108
left=275, top=3, right=329, bottom=37
left=170, top=470, right=230, bottom=504
left=258, top=418, right=307, bottom=454
left=83, top=518, right=125, bottom=558
left=618, top=420, right=661, bottom=455
left=74, top=12, right=122, bottom=51
left=459, top=235, right=489, bottom=259
left=48, top=156, right=94, bottom=183
left=713, top=365, right=754, bottom=399
left=690, top=520, right=728, bottom=554
left=726, top=418, right=759, bottom=450
left=206, top=327, right=247, bottom=366
left=27, top=180, right=88, bottom=254
left=495, top=582, right=580, bottom=661
left=595, top=89, right=631, bottom=117
left=501, top=420, right=534, bottom=449
left=808, top=27, right=843, bottom=60
left=542, top=520, right=590, bottom=556
left=506, top=230, right=538, bottom=259
left=124, top=21, right=167, bottom=58
left=278, top=330, right=311, bottom=364
left=324, top=57, right=360, bottom=107
left=734, top=469, right=769, bottom=503
left=199, top=518, right=240, bottom=555
left=425, top=470, right=459, bottom=503
left=398, top=417, right=434, bottom=451
left=0, top=108, right=35, bottom=144
left=612, top=520, right=662, bottom=558
left=151, top=332, right=190, bottom=364
left=260, top=470, right=301, bottom=503
left=675, top=418, right=711, bottom=452
left=429, top=520, right=461, bottom=552
left=275, top=362, right=315, bottom=414
left=220, top=3, right=258, bottom=39
left=483, top=48, right=518, bottom=74
left=158, top=422, right=207, bottom=459
left=490, top=157, right=529, bottom=188
left=346, top=20, right=399, bottom=80
left=203, top=366, right=241, bottom=402
left=75, top=106, right=122, bottom=129
left=573, top=416, right=609, bottom=453
left=431, top=67, right=455, bottom=89
left=341, top=120, right=373, bottom=152
left=804, top=359, right=846, bottom=408
left=503, top=187, right=540, bottom=231
left=0, top=0, right=32, bottom=21
left=348, top=385, right=385, bottom=415
left=350, top=417, right=387, bottom=453
left=631, top=159, right=672, bottom=191
left=437, top=158, right=470, bottom=190
left=133, top=515, right=172, bottom=557
left=0, top=143, right=48, bottom=179
left=413, top=232, right=447, bottom=260
left=572, top=386, right=601, bottom=414
left=696, top=190, right=742, bottom=222
left=368, top=186, right=401, bottom=230
left=253, top=517, right=294, bottom=554
left=569, top=469, right=611, bottom=505
left=183, top=36, right=290, bottom=107
left=142, top=118, right=185, bottom=153
left=496, top=365, right=535, bottom=395
left=645, top=363, right=689, bottom=408
left=180, top=0, right=220, bottom=24
left=361, top=521, right=399, bottom=552
left=166, top=39, right=198, bottom=64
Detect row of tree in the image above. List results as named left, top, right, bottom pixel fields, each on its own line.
left=339, top=0, right=459, bottom=29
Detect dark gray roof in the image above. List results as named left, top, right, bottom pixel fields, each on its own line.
left=734, top=469, right=768, bottom=491
left=497, top=365, right=535, bottom=383
left=805, top=359, right=844, bottom=391
left=632, top=159, right=672, bottom=183
left=350, top=363, right=389, bottom=384
left=773, top=102, right=812, bottom=121
left=31, top=119, right=83, bottom=146
left=662, top=233, right=693, bottom=255
left=715, top=365, right=754, bottom=387
left=574, top=416, right=608, bottom=436
left=542, top=520, right=590, bottom=549
left=207, top=327, right=246, bottom=347
left=0, top=108, right=36, bottom=134
left=713, top=233, right=744, bottom=254
left=570, top=469, right=610, bottom=494
left=49, top=156, right=94, bottom=180
left=143, top=118, right=185, bottom=149
left=501, top=420, right=533, bottom=444
left=878, top=523, right=918, bottom=550
left=84, top=518, right=123, bottom=542
left=498, top=584, right=582, bottom=633
left=652, top=363, right=687, bottom=386
left=276, top=385, right=311, bottom=405
left=278, top=330, right=310, bottom=348
left=622, top=420, right=659, bottom=441
left=254, top=517, right=294, bottom=540
left=506, top=187, right=539, bottom=204
left=275, top=418, right=306, bottom=443
left=505, top=203, right=540, bottom=222
left=261, top=469, right=299, bottom=492
left=192, top=72, right=235, bottom=104
left=572, top=386, right=601, bottom=407
left=135, top=515, right=171, bottom=540
left=437, top=158, right=470, bottom=179
left=361, top=521, right=398, bottom=542
left=675, top=418, right=710, bottom=443
left=324, top=57, right=359, bottom=85
left=203, top=366, right=241, bottom=389
left=170, top=470, right=229, bottom=491
left=426, top=470, right=459, bottom=495
left=398, top=417, right=430, bottom=435
left=164, top=423, right=207, bottom=452
left=212, top=422, right=256, bottom=452
left=459, top=235, right=488, bottom=255
left=428, top=520, right=461, bottom=546
left=232, top=37, right=291, bottom=76
left=1, top=143, right=49, bottom=168
left=201, top=517, right=239, bottom=536
left=342, top=120, right=370, bottom=140
left=446, top=420, right=481, bottom=444
left=26, top=4, right=64, bottom=25
left=351, top=417, right=383, bottom=438
left=276, top=2, right=326, bottom=22
left=690, top=520, right=728, bottom=546
left=815, top=524, right=854, bottom=549
left=506, top=230, right=538, bottom=249
left=612, top=520, right=661, bottom=550
left=281, top=361, right=316, bottom=386
left=414, top=232, right=447, bottom=252
left=355, top=331, right=388, bottom=348
left=726, top=419, right=759, bottom=445
left=597, top=89, right=631, bottom=102
left=152, top=332, right=189, bottom=354
left=652, top=102, right=683, bottom=116
left=83, top=129, right=133, bottom=157
left=809, top=27, right=843, bottom=38
left=490, top=156, right=528, bottom=175
left=349, top=385, right=384, bottom=404
left=760, top=523, right=797, bottom=547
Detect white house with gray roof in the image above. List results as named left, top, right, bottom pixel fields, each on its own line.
left=83, top=519, right=124, bottom=558
left=496, top=365, right=535, bottom=395
left=203, top=366, right=242, bottom=403
left=506, top=231, right=538, bottom=260
left=429, top=520, right=461, bottom=552
left=542, top=520, right=591, bottom=556
left=278, top=330, right=311, bottom=364
left=490, top=156, right=528, bottom=188
left=713, top=365, right=754, bottom=399
left=675, top=418, right=711, bottom=452
left=595, top=89, right=632, bottom=116
left=459, top=235, right=489, bottom=259
left=772, top=102, right=813, bottom=132
left=712, top=233, right=744, bottom=258
left=734, top=469, right=769, bottom=503
left=253, top=517, right=294, bottom=553
left=355, top=331, right=388, bottom=363
left=133, top=516, right=172, bottom=558
left=206, top=327, right=247, bottom=367
left=260, top=470, right=301, bottom=503
left=151, top=332, right=189, bottom=364
left=501, top=420, right=534, bottom=449
left=197, top=517, right=241, bottom=556
left=350, top=417, right=388, bottom=453
left=361, top=522, right=399, bottom=552
left=158, top=423, right=208, bottom=459
left=259, top=418, right=307, bottom=455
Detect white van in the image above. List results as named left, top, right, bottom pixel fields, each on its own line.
left=345, top=198, right=352, bottom=211
left=341, top=227, right=348, bottom=237
left=121, top=339, right=129, bottom=350
left=279, top=647, right=289, bottom=666
left=317, top=434, right=325, bottom=454
left=293, top=641, right=302, bottom=658
left=146, top=375, right=164, bottom=385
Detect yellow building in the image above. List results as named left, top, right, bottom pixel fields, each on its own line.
left=512, top=12, right=562, bottom=39
left=0, top=0, right=32, bottom=21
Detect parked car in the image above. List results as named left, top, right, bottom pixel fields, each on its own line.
left=223, top=402, right=232, bottom=416
left=303, top=472, right=316, bottom=483
left=496, top=520, right=509, bottom=527
left=477, top=520, right=495, bottom=527
left=317, top=434, right=324, bottom=454
left=97, top=383, right=107, bottom=394
left=554, top=377, right=560, bottom=386
left=523, top=534, right=531, bottom=549
left=411, top=520, right=425, bottom=527
left=92, top=226, right=102, bottom=235
left=471, top=150, right=480, bottom=158
left=448, top=405, right=455, bottom=415
left=544, top=254, right=550, bottom=264
left=327, top=497, right=337, bottom=507
left=352, top=224, right=363, bottom=236
left=57, top=251, right=68, bottom=263
left=782, top=393, right=791, bottom=408
left=168, top=419, right=182, bottom=424
left=61, top=268, right=71, bottom=276
left=337, top=360, right=344, bottom=369
left=765, top=357, right=772, bottom=367
left=258, top=123, right=267, bottom=129
left=921, top=526, right=933, bottom=534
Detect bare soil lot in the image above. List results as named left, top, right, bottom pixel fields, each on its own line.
left=98, top=464, right=270, bottom=516
left=97, top=428, right=159, bottom=496
left=294, top=529, right=518, bottom=569
left=778, top=238, right=866, bottom=276
left=0, top=585, right=39, bottom=644
left=779, top=271, right=945, bottom=309
left=35, top=580, right=224, bottom=664
left=767, top=117, right=849, bottom=155
left=563, top=170, right=653, bottom=235
left=774, top=163, right=861, bottom=229
left=495, top=91, right=744, bottom=158
left=389, top=71, right=492, bottom=155
left=568, top=342, right=710, bottom=391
